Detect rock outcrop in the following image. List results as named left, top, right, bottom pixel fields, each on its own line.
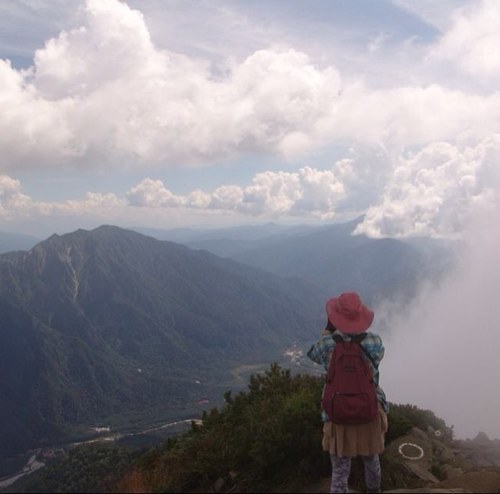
left=302, top=427, right=500, bottom=493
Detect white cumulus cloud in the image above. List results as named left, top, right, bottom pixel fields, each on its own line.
left=126, top=166, right=346, bottom=219
left=428, top=0, right=500, bottom=82
left=0, top=175, right=34, bottom=217
left=0, top=0, right=343, bottom=170
left=355, top=136, right=500, bottom=238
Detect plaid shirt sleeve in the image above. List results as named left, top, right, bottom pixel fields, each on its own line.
left=361, top=332, right=385, bottom=369
left=306, top=333, right=335, bottom=368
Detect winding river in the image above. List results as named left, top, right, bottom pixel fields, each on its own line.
left=0, top=417, right=200, bottom=490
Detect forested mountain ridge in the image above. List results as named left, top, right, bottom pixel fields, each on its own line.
left=0, top=226, right=323, bottom=461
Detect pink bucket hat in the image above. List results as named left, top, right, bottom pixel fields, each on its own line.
left=326, top=292, right=374, bottom=334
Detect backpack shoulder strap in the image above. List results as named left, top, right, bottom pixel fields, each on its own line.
left=333, top=332, right=378, bottom=369
left=332, top=333, right=344, bottom=344
left=349, top=333, right=367, bottom=344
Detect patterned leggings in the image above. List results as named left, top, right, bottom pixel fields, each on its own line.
left=329, top=454, right=381, bottom=493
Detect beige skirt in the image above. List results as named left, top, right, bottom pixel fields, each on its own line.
left=322, top=404, right=388, bottom=457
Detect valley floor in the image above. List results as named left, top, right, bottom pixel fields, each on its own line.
left=0, top=455, right=44, bottom=490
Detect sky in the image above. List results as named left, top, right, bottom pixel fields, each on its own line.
left=2, top=0, right=500, bottom=439
left=1, top=0, right=499, bottom=239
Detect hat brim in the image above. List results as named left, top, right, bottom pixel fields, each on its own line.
left=326, top=297, right=374, bottom=334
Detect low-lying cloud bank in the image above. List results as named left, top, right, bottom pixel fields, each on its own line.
left=382, top=186, right=500, bottom=439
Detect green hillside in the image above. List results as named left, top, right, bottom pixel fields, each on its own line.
left=10, top=364, right=484, bottom=494
left=0, top=226, right=323, bottom=461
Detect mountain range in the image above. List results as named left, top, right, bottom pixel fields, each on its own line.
left=135, top=217, right=456, bottom=307
left=0, top=220, right=454, bottom=462
left=0, top=225, right=323, bottom=461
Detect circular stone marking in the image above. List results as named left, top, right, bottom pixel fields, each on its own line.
left=398, top=442, right=424, bottom=460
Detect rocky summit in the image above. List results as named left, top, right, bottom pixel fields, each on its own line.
left=303, top=427, right=500, bottom=493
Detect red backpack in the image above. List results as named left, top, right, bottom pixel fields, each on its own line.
left=322, top=333, right=378, bottom=425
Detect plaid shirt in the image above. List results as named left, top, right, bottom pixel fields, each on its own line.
left=307, top=331, right=389, bottom=420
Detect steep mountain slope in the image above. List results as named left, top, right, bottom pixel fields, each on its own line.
left=0, top=226, right=323, bottom=461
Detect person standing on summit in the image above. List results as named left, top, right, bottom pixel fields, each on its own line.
left=307, top=292, right=388, bottom=494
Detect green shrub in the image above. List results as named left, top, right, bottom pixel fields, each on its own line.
left=14, top=367, right=456, bottom=493
left=11, top=444, right=139, bottom=493
left=136, top=363, right=330, bottom=493
left=386, top=403, right=454, bottom=444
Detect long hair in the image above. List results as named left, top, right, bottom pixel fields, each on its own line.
left=324, top=319, right=337, bottom=334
